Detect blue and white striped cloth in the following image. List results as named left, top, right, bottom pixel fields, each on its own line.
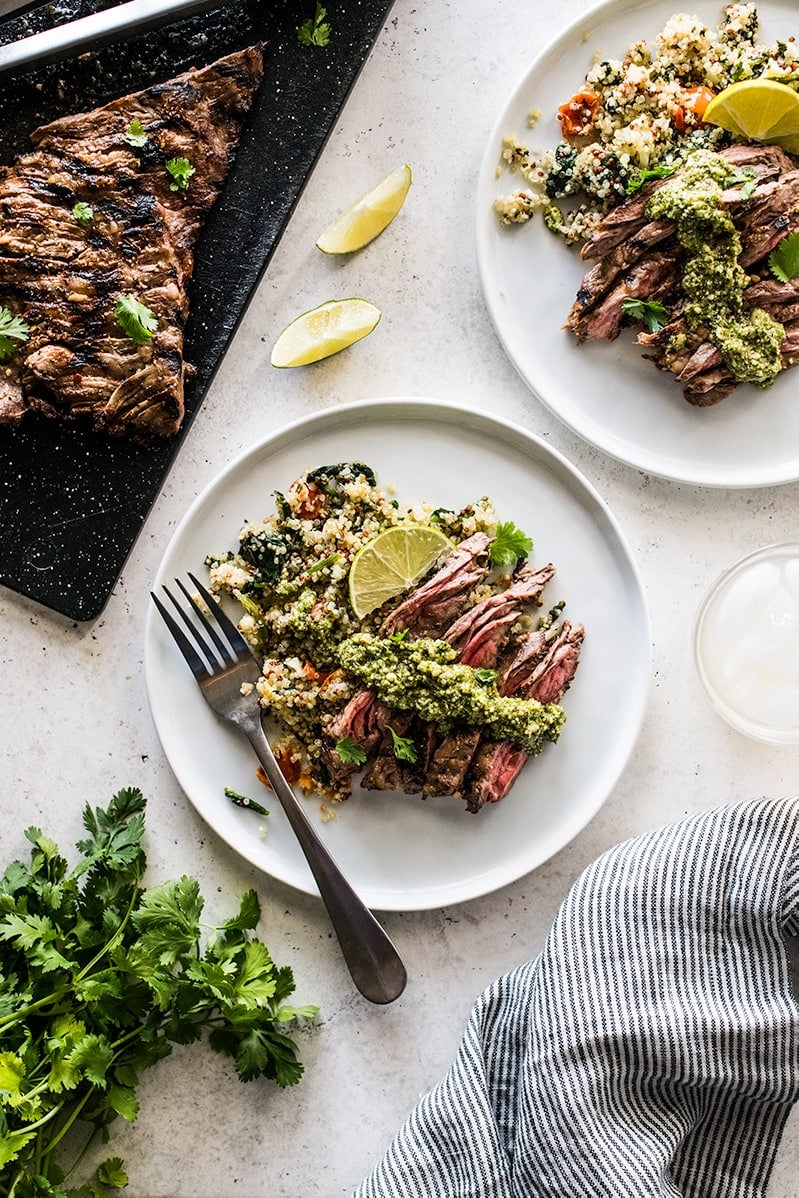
left=354, top=798, right=799, bottom=1197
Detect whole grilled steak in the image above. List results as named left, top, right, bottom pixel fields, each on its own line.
left=0, top=46, right=263, bottom=439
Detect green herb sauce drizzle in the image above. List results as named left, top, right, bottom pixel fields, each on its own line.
left=645, top=149, right=785, bottom=387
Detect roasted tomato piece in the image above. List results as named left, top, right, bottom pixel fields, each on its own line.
left=673, top=85, right=715, bottom=132
left=558, top=88, right=600, bottom=138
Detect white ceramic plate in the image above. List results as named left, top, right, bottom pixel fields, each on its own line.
left=476, top=0, right=799, bottom=488
left=144, top=398, right=650, bottom=911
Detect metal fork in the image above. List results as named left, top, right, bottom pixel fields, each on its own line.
left=151, top=573, right=407, bottom=1005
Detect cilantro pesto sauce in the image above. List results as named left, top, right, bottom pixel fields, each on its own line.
left=645, top=150, right=784, bottom=387
left=338, top=633, right=566, bottom=754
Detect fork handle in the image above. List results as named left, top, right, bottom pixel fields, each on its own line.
left=243, top=724, right=407, bottom=1005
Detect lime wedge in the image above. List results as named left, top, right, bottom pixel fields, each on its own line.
left=348, top=524, right=454, bottom=619
left=270, top=298, right=381, bottom=368
left=703, top=79, right=799, bottom=152
left=316, top=164, right=412, bottom=254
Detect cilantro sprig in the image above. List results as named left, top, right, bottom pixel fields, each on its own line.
left=335, top=736, right=367, bottom=765
left=72, top=200, right=94, bottom=227
left=166, top=156, right=196, bottom=191
left=124, top=119, right=148, bottom=147
left=115, top=293, right=158, bottom=344
left=621, top=296, right=670, bottom=333
left=489, top=521, right=533, bottom=567
left=298, top=1, right=331, bottom=46
left=0, top=306, right=30, bottom=362
left=474, top=667, right=499, bottom=685
left=769, top=231, right=799, bottom=283
left=386, top=725, right=418, bottom=764
left=0, top=788, right=317, bottom=1195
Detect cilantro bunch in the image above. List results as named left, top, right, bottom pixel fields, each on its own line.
left=0, top=789, right=317, bottom=1198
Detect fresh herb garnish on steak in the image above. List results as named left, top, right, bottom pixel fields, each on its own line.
left=166, top=156, right=196, bottom=191
left=621, top=296, right=670, bottom=333
left=488, top=521, right=533, bottom=567
left=474, top=668, right=499, bottom=684
left=769, top=232, right=799, bottom=283
left=0, top=307, right=30, bottom=362
left=386, top=725, right=419, bottom=764
left=71, top=200, right=94, bottom=226
left=335, top=736, right=367, bottom=765
left=115, top=294, right=159, bottom=344
left=124, top=118, right=149, bottom=147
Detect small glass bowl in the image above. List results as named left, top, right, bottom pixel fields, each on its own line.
left=692, top=543, right=799, bottom=745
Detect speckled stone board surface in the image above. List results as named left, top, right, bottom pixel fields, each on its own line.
left=0, top=0, right=394, bottom=622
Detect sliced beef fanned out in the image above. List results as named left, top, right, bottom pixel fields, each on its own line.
left=421, top=562, right=556, bottom=799
left=0, top=47, right=263, bottom=440
left=378, top=532, right=492, bottom=639
left=567, top=142, right=799, bottom=406
left=463, top=620, right=584, bottom=814
left=323, top=532, right=492, bottom=783
left=442, top=562, right=555, bottom=667
left=567, top=252, right=679, bottom=343
left=361, top=712, right=430, bottom=795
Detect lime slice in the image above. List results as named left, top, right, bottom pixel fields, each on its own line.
left=270, top=298, right=381, bottom=368
left=348, top=524, right=454, bottom=619
left=703, top=79, right=799, bottom=152
left=316, top=164, right=412, bottom=254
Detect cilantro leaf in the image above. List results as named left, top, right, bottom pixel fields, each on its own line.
left=0, top=306, right=30, bottom=363
left=165, top=156, right=195, bottom=191
left=335, top=736, right=367, bottom=765
left=124, top=119, right=148, bottom=147
left=620, top=296, right=670, bottom=333
left=727, top=167, right=757, bottom=199
left=386, top=725, right=418, bottom=764
left=72, top=201, right=94, bottom=227
left=489, top=521, right=533, bottom=567
left=97, top=1157, right=129, bottom=1188
left=769, top=231, right=799, bottom=283
left=220, top=887, right=261, bottom=932
left=474, top=668, right=499, bottom=684
left=298, top=1, right=330, bottom=46
left=625, top=162, right=678, bottom=194
left=114, top=294, right=158, bottom=344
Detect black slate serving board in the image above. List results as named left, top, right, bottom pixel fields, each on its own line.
left=0, top=0, right=394, bottom=621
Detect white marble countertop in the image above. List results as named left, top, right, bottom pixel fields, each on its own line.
left=4, top=1, right=799, bottom=1194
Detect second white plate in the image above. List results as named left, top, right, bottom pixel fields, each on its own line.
left=476, top=0, right=799, bottom=487
left=144, top=398, right=650, bottom=910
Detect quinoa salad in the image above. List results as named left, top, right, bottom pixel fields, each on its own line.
left=493, top=3, right=799, bottom=409
left=205, top=462, right=584, bottom=815
left=495, top=3, right=798, bottom=243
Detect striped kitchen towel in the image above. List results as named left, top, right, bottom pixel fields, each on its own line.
left=354, top=797, right=799, bottom=1198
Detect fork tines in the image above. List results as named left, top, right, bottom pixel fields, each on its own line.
left=151, top=573, right=250, bottom=677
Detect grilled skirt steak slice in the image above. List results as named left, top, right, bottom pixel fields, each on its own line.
left=463, top=621, right=584, bottom=813
left=323, top=533, right=492, bottom=784
left=568, top=143, right=799, bottom=406
left=0, top=47, right=263, bottom=439
left=423, top=563, right=557, bottom=798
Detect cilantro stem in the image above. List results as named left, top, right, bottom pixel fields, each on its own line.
left=36, top=1088, right=93, bottom=1160
left=73, top=881, right=140, bottom=982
